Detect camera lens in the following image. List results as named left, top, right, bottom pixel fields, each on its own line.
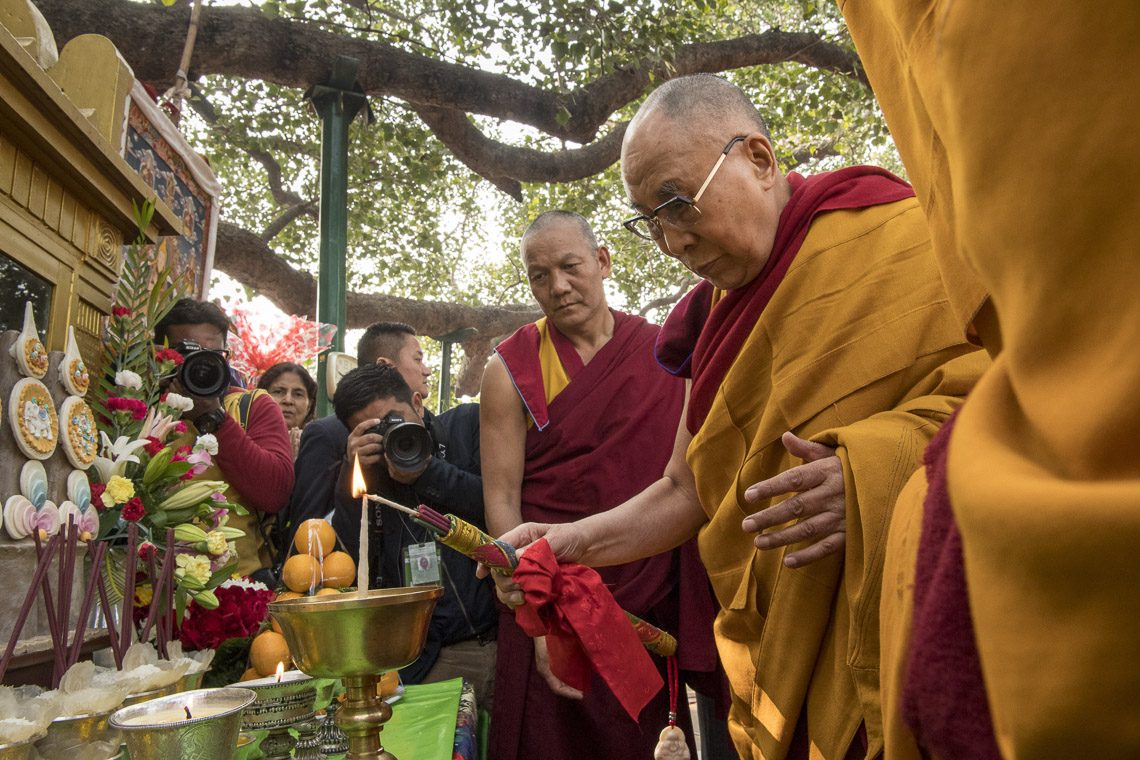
left=179, top=350, right=230, bottom=397
left=383, top=423, right=434, bottom=472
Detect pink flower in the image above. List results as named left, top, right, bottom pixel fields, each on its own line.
left=187, top=450, right=212, bottom=477
left=121, top=497, right=146, bottom=522
left=174, top=421, right=187, bottom=434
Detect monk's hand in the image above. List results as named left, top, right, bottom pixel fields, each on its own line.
left=535, top=636, right=584, bottom=700
left=741, top=431, right=845, bottom=568
left=346, top=418, right=384, bottom=468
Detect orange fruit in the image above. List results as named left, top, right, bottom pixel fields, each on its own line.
left=275, top=590, right=302, bottom=601
left=249, top=631, right=291, bottom=677
left=315, top=587, right=340, bottom=596
left=270, top=617, right=283, bottom=635
left=294, top=519, right=336, bottom=558
left=376, top=670, right=400, bottom=697
left=282, top=554, right=320, bottom=593
left=239, top=667, right=259, bottom=682
left=320, top=551, right=356, bottom=588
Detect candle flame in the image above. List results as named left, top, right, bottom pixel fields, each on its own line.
left=351, top=454, right=367, bottom=498
left=275, top=661, right=285, bottom=682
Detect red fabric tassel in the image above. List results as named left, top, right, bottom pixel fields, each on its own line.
left=513, top=539, right=663, bottom=721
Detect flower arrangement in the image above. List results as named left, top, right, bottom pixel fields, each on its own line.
left=176, top=577, right=273, bottom=652
left=88, top=201, right=244, bottom=617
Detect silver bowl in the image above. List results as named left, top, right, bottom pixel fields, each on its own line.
left=36, top=708, right=119, bottom=760
left=0, top=730, right=46, bottom=760
left=109, top=687, right=256, bottom=760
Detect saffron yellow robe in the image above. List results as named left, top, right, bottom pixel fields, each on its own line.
left=689, top=197, right=988, bottom=759
left=840, top=3, right=1140, bottom=757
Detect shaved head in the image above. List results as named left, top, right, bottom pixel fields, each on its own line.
left=632, top=74, right=771, bottom=141
left=521, top=210, right=598, bottom=255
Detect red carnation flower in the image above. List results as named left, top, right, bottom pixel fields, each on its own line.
left=143, top=437, right=164, bottom=456
left=177, top=583, right=273, bottom=651
left=138, top=542, right=156, bottom=561
left=155, top=348, right=185, bottom=366
left=107, top=396, right=148, bottom=421
left=172, top=445, right=192, bottom=462
left=112, top=306, right=131, bottom=318
left=121, top=497, right=146, bottom=522
left=174, top=421, right=187, bottom=434
left=90, top=482, right=107, bottom=512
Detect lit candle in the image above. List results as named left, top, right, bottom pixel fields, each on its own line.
left=275, top=661, right=284, bottom=683
left=118, top=706, right=228, bottom=725
left=350, top=454, right=369, bottom=591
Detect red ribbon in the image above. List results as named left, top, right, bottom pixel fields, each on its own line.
left=513, top=539, right=663, bottom=721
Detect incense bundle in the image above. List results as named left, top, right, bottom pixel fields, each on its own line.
left=366, top=495, right=679, bottom=657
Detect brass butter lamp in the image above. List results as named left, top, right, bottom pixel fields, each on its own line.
left=269, top=586, right=441, bottom=760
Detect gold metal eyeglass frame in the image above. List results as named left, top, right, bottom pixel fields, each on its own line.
left=623, top=135, right=747, bottom=241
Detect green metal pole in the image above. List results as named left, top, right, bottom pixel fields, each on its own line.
left=438, top=340, right=453, bottom=412
left=432, top=327, right=476, bottom=412
left=307, top=57, right=368, bottom=418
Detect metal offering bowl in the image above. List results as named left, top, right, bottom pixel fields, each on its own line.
left=237, top=670, right=317, bottom=730
left=268, top=587, right=441, bottom=677
left=109, top=687, right=256, bottom=760
left=36, top=707, right=119, bottom=760
left=121, top=681, right=179, bottom=707
left=268, top=587, right=442, bottom=760
left=0, top=731, right=46, bottom=760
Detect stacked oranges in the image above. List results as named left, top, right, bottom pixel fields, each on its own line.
left=244, top=519, right=357, bottom=679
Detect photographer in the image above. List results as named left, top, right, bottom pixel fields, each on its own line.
left=154, top=299, right=294, bottom=580
left=331, top=363, right=497, bottom=711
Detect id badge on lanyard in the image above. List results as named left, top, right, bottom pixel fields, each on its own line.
left=403, top=541, right=442, bottom=586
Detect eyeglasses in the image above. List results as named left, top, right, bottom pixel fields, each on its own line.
left=623, top=135, right=747, bottom=242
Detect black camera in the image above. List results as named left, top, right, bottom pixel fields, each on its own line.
left=370, top=412, right=434, bottom=472
left=171, top=340, right=231, bottom=398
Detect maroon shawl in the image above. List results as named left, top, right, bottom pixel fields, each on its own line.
left=902, top=411, right=1001, bottom=758
left=491, top=310, right=723, bottom=760
left=655, top=166, right=915, bottom=433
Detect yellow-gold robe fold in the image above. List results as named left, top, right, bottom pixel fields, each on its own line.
left=840, top=2, right=1140, bottom=756
left=689, top=197, right=988, bottom=759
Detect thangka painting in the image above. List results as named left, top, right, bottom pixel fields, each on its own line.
left=122, top=81, right=220, bottom=297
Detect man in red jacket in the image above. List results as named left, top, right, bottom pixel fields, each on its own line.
left=155, top=298, right=294, bottom=578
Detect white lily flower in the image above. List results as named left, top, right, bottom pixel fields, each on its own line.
left=164, top=393, right=195, bottom=413
left=142, top=412, right=176, bottom=441
left=92, top=432, right=150, bottom=481
left=114, top=370, right=143, bottom=390
left=193, top=434, right=219, bottom=456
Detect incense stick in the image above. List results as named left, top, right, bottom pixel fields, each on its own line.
left=68, top=539, right=107, bottom=668
left=0, top=534, right=60, bottom=682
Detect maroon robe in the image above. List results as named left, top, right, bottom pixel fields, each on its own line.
left=490, top=310, right=723, bottom=760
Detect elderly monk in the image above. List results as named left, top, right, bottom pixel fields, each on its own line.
left=480, top=211, right=725, bottom=760
left=494, top=74, right=990, bottom=760
left=836, top=3, right=1140, bottom=758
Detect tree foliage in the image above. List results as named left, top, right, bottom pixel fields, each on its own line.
left=37, top=0, right=899, bottom=390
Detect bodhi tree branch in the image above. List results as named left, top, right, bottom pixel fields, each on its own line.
left=214, top=221, right=540, bottom=339
left=35, top=0, right=866, bottom=146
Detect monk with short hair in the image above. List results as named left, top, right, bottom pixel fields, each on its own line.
left=481, top=210, right=725, bottom=760
left=494, top=74, right=990, bottom=760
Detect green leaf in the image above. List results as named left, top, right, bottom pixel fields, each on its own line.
left=208, top=561, right=238, bottom=587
